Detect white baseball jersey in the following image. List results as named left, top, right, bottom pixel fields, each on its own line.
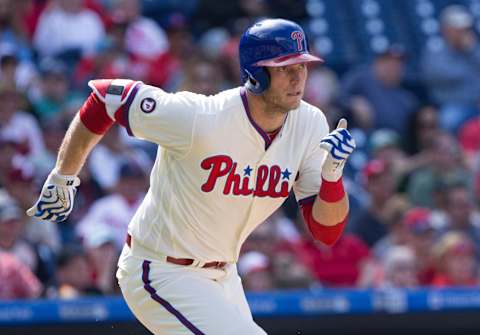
left=121, top=84, right=329, bottom=262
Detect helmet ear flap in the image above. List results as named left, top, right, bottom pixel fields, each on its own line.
left=245, top=67, right=270, bottom=94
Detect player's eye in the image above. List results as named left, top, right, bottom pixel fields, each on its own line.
left=278, top=66, right=287, bottom=72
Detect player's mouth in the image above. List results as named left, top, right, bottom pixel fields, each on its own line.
left=287, top=90, right=301, bottom=97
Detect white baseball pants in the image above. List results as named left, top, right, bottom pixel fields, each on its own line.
left=116, top=240, right=267, bottom=335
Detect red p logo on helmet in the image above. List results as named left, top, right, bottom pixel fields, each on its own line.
left=291, top=31, right=304, bottom=51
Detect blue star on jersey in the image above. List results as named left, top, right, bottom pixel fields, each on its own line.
left=282, top=168, right=291, bottom=180
left=243, top=165, right=252, bottom=176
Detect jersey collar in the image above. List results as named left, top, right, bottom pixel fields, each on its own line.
left=240, top=87, right=289, bottom=150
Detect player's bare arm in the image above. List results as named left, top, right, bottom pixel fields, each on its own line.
left=312, top=189, right=349, bottom=226
left=56, top=114, right=103, bottom=175
left=27, top=79, right=141, bottom=222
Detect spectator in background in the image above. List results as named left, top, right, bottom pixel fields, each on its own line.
left=271, top=244, right=314, bottom=289
left=348, top=159, right=396, bottom=246
left=340, top=44, right=418, bottom=134
left=239, top=209, right=314, bottom=288
left=407, top=131, right=471, bottom=208
left=0, top=137, right=17, bottom=185
left=405, top=105, right=440, bottom=155
left=0, top=0, right=34, bottom=63
left=73, top=24, right=130, bottom=90
left=380, top=246, right=418, bottom=288
left=0, top=194, right=38, bottom=271
left=21, top=0, right=48, bottom=41
left=0, top=50, right=38, bottom=94
left=371, top=195, right=411, bottom=260
left=304, top=66, right=342, bottom=129
left=368, top=128, right=434, bottom=190
left=32, top=60, right=83, bottom=124
left=179, top=56, right=227, bottom=95
left=291, top=232, right=370, bottom=287
left=402, top=207, right=437, bottom=285
left=0, top=190, right=54, bottom=286
left=53, top=245, right=101, bottom=298
left=238, top=251, right=274, bottom=292
left=217, top=18, right=250, bottom=88
left=0, top=252, right=42, bottom=300
left=76, top=162, right=146, bottom=252
left=88, top=125, right=151, bottom=192
left=440, top=184, right=480, bottom=254
left=111, top=0, right=168, bottom=61
left=82, top=226, right=118, bottom=294
left=459, top=116, right=480, bottom=159
left=160, top=13, right=193, bottom=90
left=4, top=168, right=62, bottom=255
left=0, top=87, right=45, bottom=163
left=420, top=5, right=480, bottom=133
left=368, top=129, right=405, bottom=179
left=458, top=114, right=480, bottom=170
left=109, top=0, right=174, bottom=87
left=431, top=232, right=479, bottom=287
left=358, top=244, right=419, bottom=289
left=457, top=113, right=480, bottom=204
left=33, top=0, right=105, bottom=63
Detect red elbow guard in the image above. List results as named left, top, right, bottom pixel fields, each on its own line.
left=79, top=79, right=142, bottom=134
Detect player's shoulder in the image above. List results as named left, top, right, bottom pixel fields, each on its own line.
left=175, top=87, right=242, bottom=115
left=296, top=100, right=329, bottom=129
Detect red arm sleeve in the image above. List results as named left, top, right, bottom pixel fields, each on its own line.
left=300, top=201, right=346, bottom=246
left=79, top=92, right=114, bottom=134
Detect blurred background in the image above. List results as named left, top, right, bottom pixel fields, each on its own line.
left=1, top=0, right=480, bottom=334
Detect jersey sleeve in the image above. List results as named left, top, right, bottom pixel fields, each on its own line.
left=293, top=110, right=330, bottom=206
left=126, top=85, right=205, bottom=157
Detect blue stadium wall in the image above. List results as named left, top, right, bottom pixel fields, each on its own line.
left=2, top=288, right=480, bottom=334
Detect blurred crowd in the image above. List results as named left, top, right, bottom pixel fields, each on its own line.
left=1, top=0, right=480, bottom=300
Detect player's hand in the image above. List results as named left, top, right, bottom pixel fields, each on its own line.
left=320, top=118, right=356, bottom=182
left=26, top=169, right=80, bottom=223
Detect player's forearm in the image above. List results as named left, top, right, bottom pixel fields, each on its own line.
left=56, top=113, right=103, bottom=175
left=312, top=194, right=349, bottom=226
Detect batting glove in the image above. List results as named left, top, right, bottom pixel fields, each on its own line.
left=320, top=118, right=356, bottom=182
left=26, top=169, right=80, bottom=223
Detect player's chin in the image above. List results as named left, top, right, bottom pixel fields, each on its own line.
left=284, top=95, right=302, bottom=110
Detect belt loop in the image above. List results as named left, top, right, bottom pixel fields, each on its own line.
left=191, top=259, right=204, bottom=267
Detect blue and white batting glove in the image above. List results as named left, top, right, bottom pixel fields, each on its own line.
left=26, top=169, right=80, bottom=223
left=320, top=118, right=356, bottom=182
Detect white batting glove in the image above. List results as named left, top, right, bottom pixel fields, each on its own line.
left=26, top=169, right=80, bottom=223
left=320, top=118, right=356, bottom=182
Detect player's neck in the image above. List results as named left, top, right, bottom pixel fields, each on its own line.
left=246, top=91, right=288, bottom=133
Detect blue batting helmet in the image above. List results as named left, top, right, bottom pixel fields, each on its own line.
left=239, top=18, right=323, bottom=94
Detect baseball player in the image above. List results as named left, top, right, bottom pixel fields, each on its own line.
left=27, top=19, right=356, bottom=335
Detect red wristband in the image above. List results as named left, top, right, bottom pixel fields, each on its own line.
left=318, top=177, right=345, bottom=203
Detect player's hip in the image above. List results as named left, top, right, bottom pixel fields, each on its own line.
left=118, top=235, right=236, bottom=282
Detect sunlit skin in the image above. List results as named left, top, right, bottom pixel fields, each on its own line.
left=247, top=63, right=308, bottom=132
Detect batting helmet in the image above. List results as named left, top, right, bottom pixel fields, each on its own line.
left=239, top=18, right=323, bottom=94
